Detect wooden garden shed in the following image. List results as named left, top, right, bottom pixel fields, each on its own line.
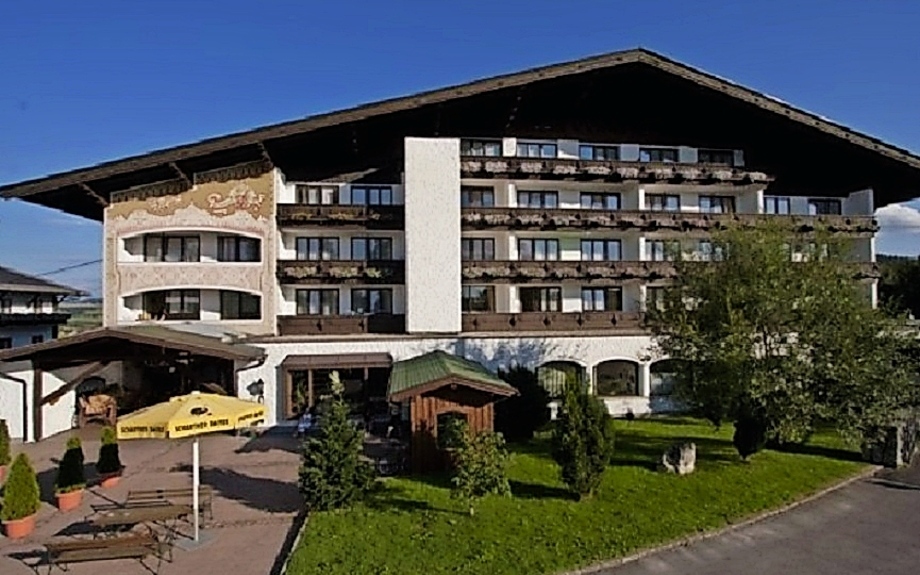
left=387, top=350, right=517, bottom=473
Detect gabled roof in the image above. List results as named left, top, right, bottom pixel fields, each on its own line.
left=0, top=265, right=83, bottom=296
left=3, top=48, right=920, bottom=218
left=0, top=324, right=265, bottom=363
left=388, top=350, right=516, bottom=401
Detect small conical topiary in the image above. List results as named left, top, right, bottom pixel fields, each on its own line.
left=1, top=453, right=40, bottom=521
left=55, top=437, right=86, bottom=494
left=96, top=426, right=123, bottom=475
left=0, top=419, right=11, bottom=467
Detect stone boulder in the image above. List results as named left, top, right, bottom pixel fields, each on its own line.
left=660, top=442, right=696, bottom=475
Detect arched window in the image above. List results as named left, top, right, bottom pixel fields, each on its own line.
left=595, top=360, right=639, bottom=396
left=650, top=359, right=683, bottom=396
left=537, top=361, right=584, bottom=397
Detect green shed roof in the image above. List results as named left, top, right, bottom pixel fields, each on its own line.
left=387, top=350, right=516, bottom=400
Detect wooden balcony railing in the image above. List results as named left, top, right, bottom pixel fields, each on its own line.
left=461, top=207, right=878, bottom=235
left=460, top=156, right=772, bottom=184
left=0, top=312, right=71, bottom=326
left=277, top=260, right=405, bottom=284
left=276, top=204, right=404, bottom=229
left=277, top=314, right=406, bottom=336
left=462, top=311, right=644, bottom=333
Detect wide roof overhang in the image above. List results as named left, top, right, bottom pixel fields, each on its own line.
left=3, top=48, right=920, bottom=220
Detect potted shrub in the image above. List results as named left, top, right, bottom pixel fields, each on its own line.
left=0, top=419, right=11, bottom=483
left=96, top=426, right=123, bottom=488
left=54, top=437, right=86, bottom=511
left=1, top=453, right=41, bottom=539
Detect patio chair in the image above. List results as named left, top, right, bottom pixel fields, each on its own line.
left=78, top=394, right=117, bottom=428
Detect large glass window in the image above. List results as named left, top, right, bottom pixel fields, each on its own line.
left=351, top=289, right=393, bottom=314
left=580, top=239, right=621, bottom=261
left=639, top=148, right=678, bottom=163
left=295, top=185, right=338, bottom=205
left=351, top=186, right=393, bottom=206
left=582, top=287, right=623, bottom=312
left=520, top=287, right=561, bottom=312
left=220, top=291, right=261, bottom=320
left=143, top=290, right=200, bottom=320
left=517, top=190, right=558, bottom=209
left=647, top=240, right=681, bottom=261
left=579, top=145, right=619, bottom=161
left=647, top=194, right=680, bottom=212
left=699, top=195, right=735, bottom=214
left=296, top=237, right=339, bottom=261
left=697, top=149, right=734, bottom=165
left=808, top=198, right=842, bottom=215
left=144, top=235, right=200, bottom=262
left=351, top=238, right=393, bottom=260
left=217, top=236, right=261, bottom=262
left=516, top=142, right=557, bottom=158
left=595, top=360, right=639, bottom=396
left=461, top=186, right=495, bottom=207
left=462, top=286, right=494, bottom=312
left=460, top=139, right=502, bottom=157
left=580, top=192, right=621, bottom=210
left=461, top=238, right=495, bottom=260
left=645, top=286, right=667, bottom=311
left=764, top=196, right=791, bottom=215
left=698, top=241, right=725, bottom=262
left=518, top=238, right=559, bottom=261
left=296, top=289, right=339, bottom=316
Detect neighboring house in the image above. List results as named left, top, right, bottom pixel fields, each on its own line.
left=2, top=48, right=919, bottom=438
left=0, top=265, right=81, bottom=348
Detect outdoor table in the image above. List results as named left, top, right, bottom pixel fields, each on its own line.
left=92, top=504, right=192, bottom=540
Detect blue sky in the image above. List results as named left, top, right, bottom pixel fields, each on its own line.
left=2, top=0, right=920, bottom=296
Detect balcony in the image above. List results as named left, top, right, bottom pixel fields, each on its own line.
left=0, top=312, right=71, bottom=326
left=277, top=260, right=405, bottom=285
left=462, top=311, right=644, bottom=333
left=277, top=314, right=406, bottom=336
left=460, top=156, right=772, bottom=184
left=276, top=204, right=404, bottom=229
left=461, top=207, right=878, bottom=235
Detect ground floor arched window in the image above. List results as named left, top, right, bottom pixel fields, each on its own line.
left=594, top=360, right=639, bottom=396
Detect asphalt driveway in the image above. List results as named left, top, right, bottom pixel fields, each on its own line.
left=594, top=462, right=920, bottom=575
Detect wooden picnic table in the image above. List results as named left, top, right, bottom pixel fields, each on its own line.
left=92, top=504, right=192, bottom=536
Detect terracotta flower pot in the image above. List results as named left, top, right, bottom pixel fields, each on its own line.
left=99, top=473, right=121, bottom=489
left=56, top=489, right=84, bottom=512
left=2, top=514, right=36, bottom=539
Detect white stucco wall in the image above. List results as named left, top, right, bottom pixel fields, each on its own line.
left=404, top=137, right=461, bottom=333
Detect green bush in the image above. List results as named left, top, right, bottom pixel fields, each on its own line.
left=447, top=419, right=511, bottom=516
left=299, top=389, right=375, bottom=512
left=0, top=419, right=11, bottom=467
left=55, top=437, right=86, bottom=494
left=1, top=453, right=40, bottom=521
left=495, top=367, right=551, bottom=442
left=551, top=379, right=616, bottom=499
left=733, top=414, right=767, bottom=460
left=96, top=426, right=123, bottom=475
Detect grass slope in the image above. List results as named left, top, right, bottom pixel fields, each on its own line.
left=287, top=417, right=866, bottom=575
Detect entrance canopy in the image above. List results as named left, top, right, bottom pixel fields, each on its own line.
left=388, top=350, right=516, bottom=402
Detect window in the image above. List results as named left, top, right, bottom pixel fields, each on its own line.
left=520, top=287, right=561, bottom=312
left=144, top=235, right=200, bottom=262
left=461, top=238, right=495, bottom=261
left=461, top=139, right=502, bottom=157
left=698, top=241, right=725, bottom=261
left=516, top=142, right=557, bottom=158
left=296, top=237, right=339, bottom=261
left=517, top=191, right=558, bottom=208
left=647, top=240, right=681, bottom=261
left=295, top=184, right=338, bottom=205
left=217, top=236, right=260, bottom=262
left=143, top=290, right=200, bottom=320
left=650, top=359, right=682, bottom=396
left=220, top=291, right=261, bottom=320
left=518, top=238, right=559, bottom=261
left=698, top=149, right=734, bottom=165
left=595, top=360, right=639, bottom=396
left=699, top=195, right=735, bottom=214
left=351, top=186, right=393, bottom=206
left=808, top=198, right=842, bottom=215
left=647, top=194, right=680, bottom=211
left=582, top=287, right=623, bottom=312
left=646, top=286, right=667, bottom=311
left=351, top=289, right=393, bottom=314
left=31, top=335, right=44, bottom=344
left=296, top=289, right=339, bottom=316
left=579, top=145, right=619, bottom=161
left=764, top=196, right=791, bottom=215
left=580, top=193, right=621, bottom=210
left=461, top=186, right=495, bottom=207
left=639, top=148, right=678, bottom=163
left=351, top=237, right=393, bottom=260
left=0, top=337, right=11, bottom=349
left=581, top=239, right=621, bottom=261
left=462, top=286, right=495, bottom=312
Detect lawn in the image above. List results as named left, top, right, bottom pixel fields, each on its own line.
left=286, top=417, right=867, bottom=575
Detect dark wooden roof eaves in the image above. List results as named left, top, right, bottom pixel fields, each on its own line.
left=3, top=48, right=920, bottom=203
left=280, top=353, right=392, bottom=370
left=387, top=350, right=516, bottom=400
left=0, top=266, right=83, bottom=296
left=0, top=325, right=265, bottom=363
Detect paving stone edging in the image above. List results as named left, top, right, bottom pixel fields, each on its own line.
left=558, top=464, right=882, bottom=575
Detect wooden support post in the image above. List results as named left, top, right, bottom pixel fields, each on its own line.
left=284, top=369, right=293, bottom=418
left=33, top=367, right=43, bottom=441
left=307, top=370, right=314, bottom=408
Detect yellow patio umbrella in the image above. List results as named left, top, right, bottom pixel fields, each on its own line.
left=117, top=391, right=266, bottom=541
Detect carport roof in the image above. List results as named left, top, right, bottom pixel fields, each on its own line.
left=0, top=324, right=265, bottom=363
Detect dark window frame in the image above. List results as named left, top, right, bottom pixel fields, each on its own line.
left=461, top=186, right=495, bottom=207
left=764, top=196, right=791, bottom=215
left=295, top=289, right=340, bottom=316
left=580, top=239, right=622, bottom=261
left=350, top=185, right=394, bottom=206
left=143, top=235, right=201, bottom=263
left=217, top=235, right=261, bottom=262
left=580, top=192, right=621, bottom=210
left=698, top=240, right=725, bottom=262
left=520, top=287, right=562, bottom=312
left=351, top=237, right=393, bottom=260
left=639, top=147, right=679, bottom=163
left=351, top=288, right=394, bottom=315
left=518, top=238, right=560, bottom=261
left=295, top=184, right=338, bottom=205
left=647, top=240, right=682, bottom=262
left=461, top=238, right=496, bottom=261
left=516, top=142, right=557, bottom=158
left=460, top=139, right=502, bottom=157
left=462, top=286, right=495, bottom=312
left=220, top=291, right=261, bottom=320
left=295, top=237, right=340, bottom=261
left=581, top=287, right=623, bottom=312
left=698, top=195, right=736, bottom=214
left=697, top=149, right=735, bottom=165
left=142, top=289, right=201, bottom=320
left=808, top=198, right=842, bottom=215
left=647, top=194, right=681, bottom=212
left=517, top=190, right=558, bottom=209
left=579, top=145, right=619, bottom=161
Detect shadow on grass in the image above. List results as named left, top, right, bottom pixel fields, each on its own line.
left=611, top=435, right=739, bottom=471
left=363, top=483, right=464, bottom=515
left=767, top=442, right=863, bottom=463
left=509, top=480, right=575, bottom=501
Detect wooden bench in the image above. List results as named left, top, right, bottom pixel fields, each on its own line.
left=45, top=533, right=170, bottom=574
left=127, top=486, right=214, bottom=520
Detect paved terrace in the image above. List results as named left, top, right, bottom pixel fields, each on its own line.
left=0, top=425, right=304, bottom=575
